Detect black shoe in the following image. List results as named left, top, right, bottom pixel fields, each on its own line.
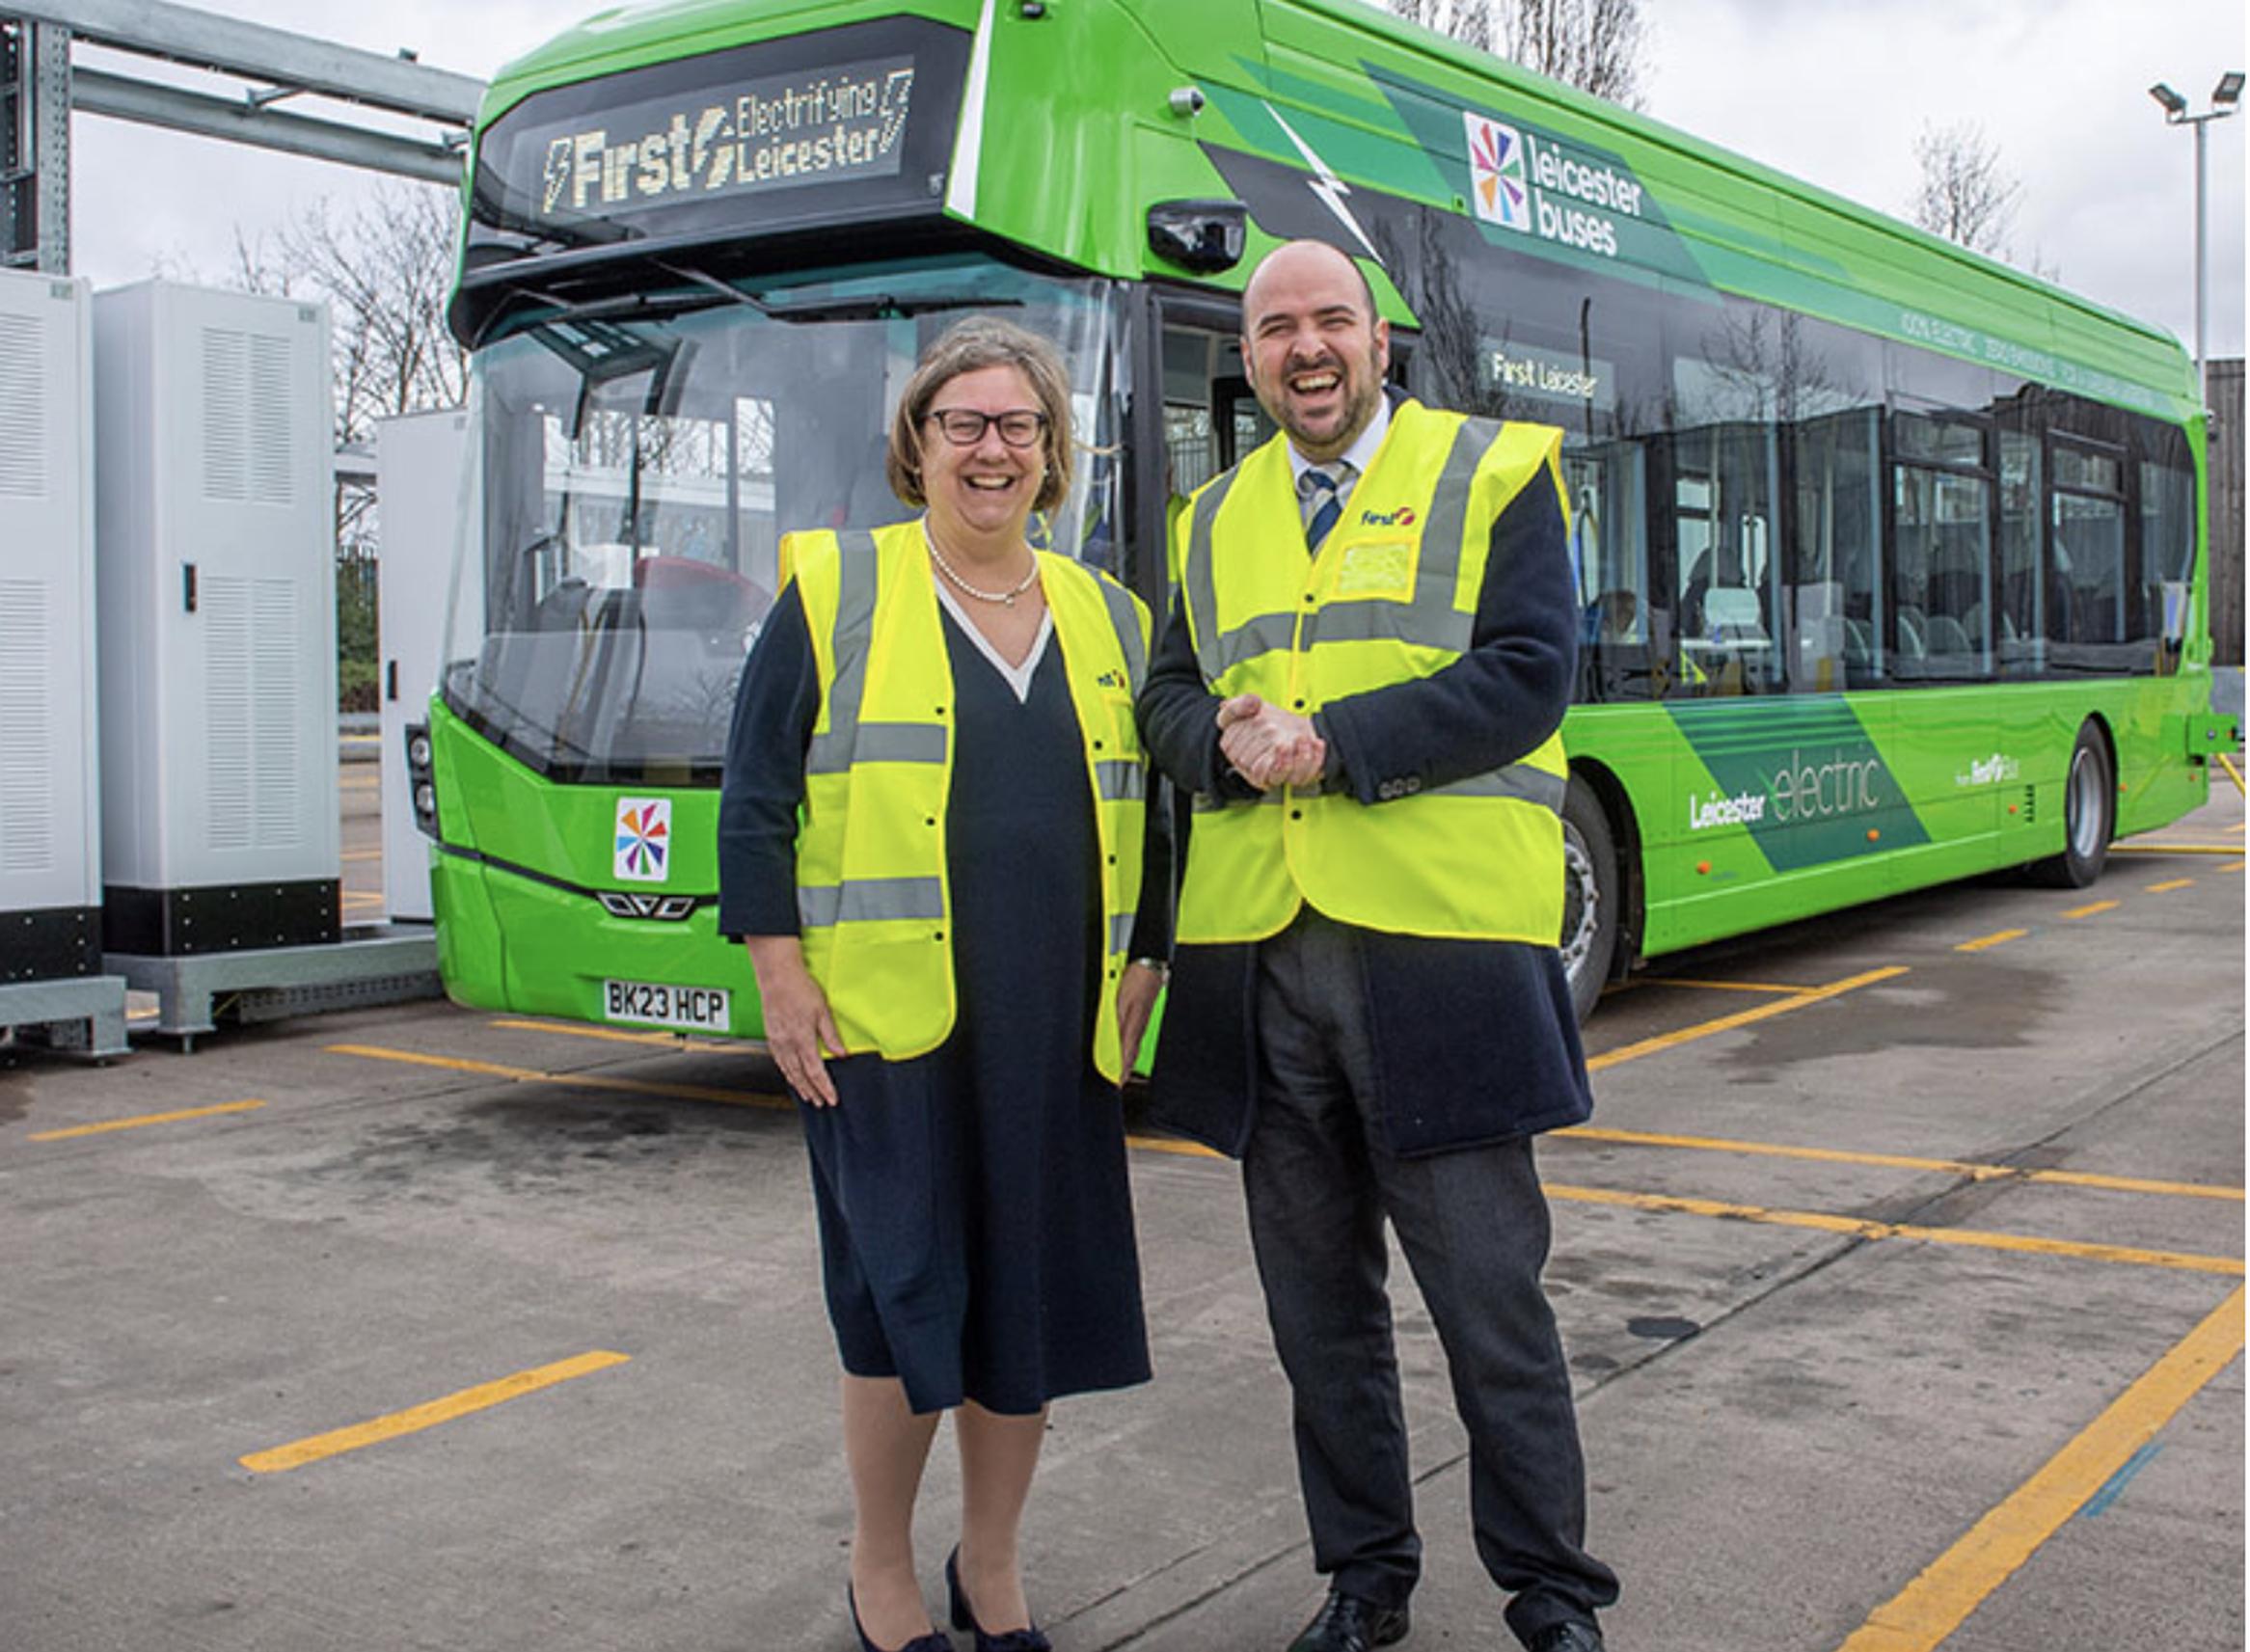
left=1525, top=1621, right=1604, bottom=1652
left=848, top=1583, right=955, bottom=1652
left=1287, top=1589, right=1411, bottom=1652
left=945, top=1547, right=1051, bottom=1652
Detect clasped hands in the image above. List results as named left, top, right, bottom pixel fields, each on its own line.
left=1217, top=692, right=1325, bottom=791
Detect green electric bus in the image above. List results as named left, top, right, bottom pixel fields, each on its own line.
left=410, top=0, right=2230, bottom=1036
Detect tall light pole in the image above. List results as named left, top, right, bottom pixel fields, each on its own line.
left=2150, top=72, right=2243, bottom=396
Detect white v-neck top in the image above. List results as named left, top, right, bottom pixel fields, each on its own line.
left=934, top=574, right=1053, bottom=703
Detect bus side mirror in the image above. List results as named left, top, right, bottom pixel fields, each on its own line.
left=1148, top=200, right=1246, bottom=275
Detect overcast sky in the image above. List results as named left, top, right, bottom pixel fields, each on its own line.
left=63, top=0, right=2247, bottom=362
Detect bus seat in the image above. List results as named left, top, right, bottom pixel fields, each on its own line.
left=1925, top=613, right=1972, bottom=659
left=1896, top=607, right=1927, bottom=658
left=635, top=555, right=773, bottom=636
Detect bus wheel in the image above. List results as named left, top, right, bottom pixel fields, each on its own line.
left=1560, top=776, right=1620, bottom=1024
left=2031, top=722, right=2114, bottom=888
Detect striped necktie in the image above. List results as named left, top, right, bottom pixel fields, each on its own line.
left=1298, top=462, right=1353, bottom=553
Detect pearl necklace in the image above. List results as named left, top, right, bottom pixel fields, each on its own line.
left=924, top=522, right=1040, bottom=607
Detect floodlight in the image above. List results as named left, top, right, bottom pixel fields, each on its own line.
left=2214, top=71, right=2244, bottom=107
left=2149, top=82, right=2188, bottom=116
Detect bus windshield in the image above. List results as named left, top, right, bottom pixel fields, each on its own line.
left=439, top=256, right=1126, bottom=783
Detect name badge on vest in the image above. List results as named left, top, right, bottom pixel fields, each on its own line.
left=1333, top=538, right=1416, bottom=601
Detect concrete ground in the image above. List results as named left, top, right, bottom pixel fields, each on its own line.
left=0, top=780, right=2240, bottom=1652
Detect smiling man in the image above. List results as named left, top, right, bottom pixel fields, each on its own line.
left=1136, top=239, right=1619, bottom=1652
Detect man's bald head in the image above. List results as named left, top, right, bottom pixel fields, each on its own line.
left=1242, top=239, right=1379, bottom=333
left=1239, top=240, right=1391, bottom=463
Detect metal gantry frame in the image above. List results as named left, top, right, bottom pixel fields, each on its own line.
left=3, top=0, right=485, bottom=272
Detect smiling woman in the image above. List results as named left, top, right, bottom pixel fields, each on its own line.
left=713, top=314, right=1169, bottom=1652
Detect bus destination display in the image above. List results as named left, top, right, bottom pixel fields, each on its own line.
left=529, top=56, right=917, bottom=223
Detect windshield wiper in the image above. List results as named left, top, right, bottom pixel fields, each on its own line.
left=648, top=263, right=1022, bottom=325
left=756, top=292, right=1023, bottom=323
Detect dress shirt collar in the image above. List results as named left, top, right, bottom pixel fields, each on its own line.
left=1284, top=393, right=1393, bottom=490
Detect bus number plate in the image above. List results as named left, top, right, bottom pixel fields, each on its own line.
left=603, top=979, right=730, bottom=1032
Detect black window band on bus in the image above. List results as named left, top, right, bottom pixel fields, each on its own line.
left=1344, top=203, right=2196, bottom=705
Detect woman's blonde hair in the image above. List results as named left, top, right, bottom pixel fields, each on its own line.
left=887, top=316, right=1074, bottom=514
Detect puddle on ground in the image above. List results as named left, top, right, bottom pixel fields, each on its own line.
left=1705, top=955, right=2053, bottom=1078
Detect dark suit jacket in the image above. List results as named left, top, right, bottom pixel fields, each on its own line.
left=1135, top=420, right=1594, bottom=1158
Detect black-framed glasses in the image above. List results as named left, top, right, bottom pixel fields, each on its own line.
left=925, top=407, right=1048, bottom=448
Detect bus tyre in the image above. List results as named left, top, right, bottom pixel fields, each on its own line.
left=2031, top=722, right=2114, bottom=888
left=1560, top=776, right=1619, bottom=1025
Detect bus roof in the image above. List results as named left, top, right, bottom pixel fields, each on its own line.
left=468, top=0, right=2196, bottom=418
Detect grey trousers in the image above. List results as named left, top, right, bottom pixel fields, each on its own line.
left=1241, top=910, right=1619, bottom=1646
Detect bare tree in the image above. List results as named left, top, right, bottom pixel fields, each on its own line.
left=1390, top=0, right=1498, bottom=53
left=269, top=181, right=468, bottom=445
left=1911, top=121, right=2022, bottom=257
left=1389, top=0, right=1647, bottom=109
left=1500, top=0, right=1646, bottom=109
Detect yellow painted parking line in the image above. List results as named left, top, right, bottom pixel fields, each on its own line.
left=341, top=849, right=384, bottom=862
left=490, top=1016, right=738, bottom=1053
left=2218, top=751, right=2246, bottom=795
left=239, top=1349, right=631, bottom=1474
left=30, top=1099, right=266, bottom=1141
left=1644, top=977, right=1811, bottom=995
left=2061, top=900, right=2119, bottom=919
left=339, top=775, right=379, bottom=791
left=334, top=1036, right=2241, bottom=1267
left=2143, top=878, right=2194, bottom=894
left=1955, top=929, right=2027, bottom=953
left=1128, top=1132, right=1225, bottom=1160
left=2220, top=860, right=2244, bottom=874
left=326, top=1043, right=786, bottom=1109
left=1835, top=1286, right=2243, bottom=1652
left=1547, top=1184, right=2242, bottom=1277
left=1587, top=966, right=1908, bottom=1071
left=1556, top=1125, right=2243, bottom=1203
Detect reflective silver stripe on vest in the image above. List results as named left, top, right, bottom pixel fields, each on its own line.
left=1444, top=763, right=1568, bottom=812
left=807, top=530, right=885, bottom=775
left=1419, top=416, right=1500, bottom=586
left=1190, top=761, right=1562, bottom=813
left=1301, top=417, right=1491, bottom=657
left=1309, top=601, right=1470, bottom=652
left=1210, top=609, right=1303, bottom=678
left=1183, top=467, right=1240, bottom=682
left=1108, top=910, right=1134, bottom=956
left=1093, top=572, right=1147, bottom=689
left=1096, top=760, right=1145, bottom=802
left=798, top=876, right=947, bottom=929
left=836, top=722, right=949, bottom=765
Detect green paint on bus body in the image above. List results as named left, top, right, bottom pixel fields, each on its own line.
left=424, top=701, right=765, bottom=1037
left=428, top=0, right=2213, bottom=1031
left=465, top=0, right=2194, bottom=421
left=1566, top=673, right=2211, bottom=961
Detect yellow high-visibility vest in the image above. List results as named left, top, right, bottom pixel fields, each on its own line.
left=785, top=520, right=1151, bottom=1081
left=1172, top=401, right=1569, bottom=946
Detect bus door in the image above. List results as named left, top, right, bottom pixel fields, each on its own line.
left=1149, top=313, right=1252, bottom=592
left=1151, top=295, right=1418, bottom=592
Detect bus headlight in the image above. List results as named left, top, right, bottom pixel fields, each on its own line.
left=404, top=722, right=442, bottom=840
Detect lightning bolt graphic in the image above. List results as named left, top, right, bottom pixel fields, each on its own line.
left=1267, top=106, right=1385, bottom=265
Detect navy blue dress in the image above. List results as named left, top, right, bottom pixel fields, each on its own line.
left=718, top=585, right=1153, bottom=1417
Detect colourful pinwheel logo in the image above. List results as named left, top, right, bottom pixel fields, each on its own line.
left=614, top=798, right=670, bottom=882
left=1464, top=113, right=1532, bottom=232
